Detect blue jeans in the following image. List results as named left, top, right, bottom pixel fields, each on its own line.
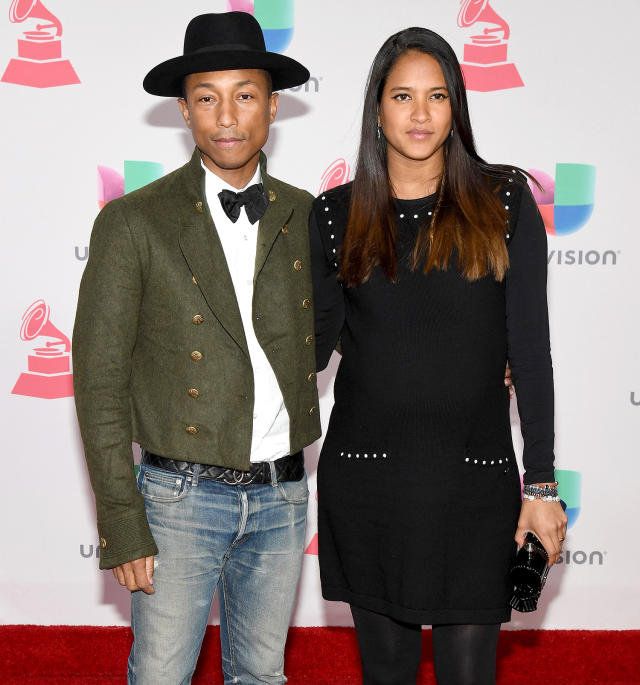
left=127, top=461, right=308, bottom=685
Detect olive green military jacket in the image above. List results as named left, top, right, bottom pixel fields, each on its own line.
left=73, top=149, right=321, bottom=569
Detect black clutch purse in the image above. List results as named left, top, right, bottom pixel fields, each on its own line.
left=509, top=533, right=551, bottom=612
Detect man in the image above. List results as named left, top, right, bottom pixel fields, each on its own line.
left=73, top=12, right=320, bottom=684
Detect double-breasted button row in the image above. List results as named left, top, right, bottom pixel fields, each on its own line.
left=305, top=335, right=313, bottom=345
left=307, top=372, right=316, bottom=383
left=302, top=298, right=310, bottom=309
left=192, top=314, right=204, bottom=325
left=186, top=425, right=198, bottom=435
left=188, top=388, right=200, bottom=399
left=293, top=259, right=303, bottom=271
left=190, top=350, right=203, bottom=361
left=308, top=406, right=317, bottom=416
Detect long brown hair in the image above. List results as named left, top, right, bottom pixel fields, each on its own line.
left=340, top=27, right=527, bottom=286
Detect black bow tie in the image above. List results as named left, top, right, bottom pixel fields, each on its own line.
left=218, top=183, right=269, bottom=225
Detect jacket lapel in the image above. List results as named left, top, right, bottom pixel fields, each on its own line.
left=254, top=161, right=294, bottom=282
left=178, top=150, right=249, bottom=358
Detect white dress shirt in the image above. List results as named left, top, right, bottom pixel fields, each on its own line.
left=202, top=161, right=291, bottom=463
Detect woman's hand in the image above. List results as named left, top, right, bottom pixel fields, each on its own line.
left=515, top=497, right=568, bottom=566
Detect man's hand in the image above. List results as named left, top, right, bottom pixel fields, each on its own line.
left=112, top=556, right=155, bottom=594
left=504, top=364, right=514, bottom=397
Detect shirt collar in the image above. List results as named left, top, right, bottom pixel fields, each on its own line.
left=200, top=159, right=262, bottom=196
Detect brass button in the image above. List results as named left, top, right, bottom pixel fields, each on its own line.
left=293, top=259, right=302, bottom=271
left=305, top=335, right=313, bottom=345
left=308, top=406, right=317, bottom=416
left=190, top=350, right=203, bottom=361
left=192, top=314, right=204, bottom=325
left=192, top=275, right=198, bottom=285
left=302, top=298, right=310, bottom=309
left=307, top=372, right=316, bottom=382
left=188, top=388, right=200, bottom=399
left=186, top=425, right=198, bottom=435
left=268, top=190, right=276, bottom=202
left=195, top=201, right=203, bottom=213
left=99, top=537, right=107, bottom=549
left=281, top=224, right=288, bottom=234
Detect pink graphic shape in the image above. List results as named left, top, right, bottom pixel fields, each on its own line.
left=304, top=533, right=318, bottom=555
left=227, top=1, right=254, bottom=13
left=527, top=168, right=555, bottom=232
left=12, top=299, right=73, bottom=399
left=318, top=158, right=350, bottom=194
left=1, top=0, right=80, bottom=88
left=457, top=0, right=523, bottom=92
left=97, top=166, right=125, bottom=209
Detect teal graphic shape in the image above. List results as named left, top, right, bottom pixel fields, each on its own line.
left=255, top=0, right=294, bottom=52
left=124, top=161, right=164, bottom=194
left=553, top=164, right=596, bottom=236
left=554, top=164, right=595, bottom=206
left=556, top=469, right=582, bottom=529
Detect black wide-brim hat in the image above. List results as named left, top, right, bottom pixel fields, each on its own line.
left=143, top=12, right=310, bottom=96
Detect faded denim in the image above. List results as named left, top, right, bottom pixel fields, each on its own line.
left=127, top=461, right=308, bottom=685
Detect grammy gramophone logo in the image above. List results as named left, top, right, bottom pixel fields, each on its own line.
left=318, top=158, right=350, bottom=195
left=457, top=0, right=523, bottom=92
left=1, top=0, right=80, bottom=88
left=12, top=300, right=73, bottom=399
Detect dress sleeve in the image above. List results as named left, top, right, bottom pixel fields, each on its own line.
left=309, top=206, right=345, bottom=371
left=505, top=186, right=556, bottom=484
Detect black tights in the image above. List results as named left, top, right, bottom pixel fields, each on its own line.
left=351, top=605, right=500, bottom=685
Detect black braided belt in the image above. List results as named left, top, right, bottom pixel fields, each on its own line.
left=140, top=450, right=304, bottom=486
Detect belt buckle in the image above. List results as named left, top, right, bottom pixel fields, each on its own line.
left=225, top=469, right=251, bottom=486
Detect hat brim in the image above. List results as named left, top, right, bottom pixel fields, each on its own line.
left=143, top=49, right=310, bottom=96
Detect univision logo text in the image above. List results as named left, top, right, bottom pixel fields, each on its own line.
left=547, top=249, right=618, bottom=266
left=556, top=549, right=606, bottom=566
left=286, top=76, right=321, bottom=93
left=80, top=544, right=100, bottom=559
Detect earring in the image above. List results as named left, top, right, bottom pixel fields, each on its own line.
left=450, top=128, right=454, bottom=137
left=377, top=125, right=382, bottom=140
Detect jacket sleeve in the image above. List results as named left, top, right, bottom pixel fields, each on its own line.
left=309, top=205, right=344, bottom=371
left=505, top=185, right=556, bottom=485
left=72, top=200, right=158, bottom=569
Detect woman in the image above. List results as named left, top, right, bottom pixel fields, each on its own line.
left=310, top=28, right=567, bottom=684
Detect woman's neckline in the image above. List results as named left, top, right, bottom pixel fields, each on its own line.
left=394, top=192, right=438, bottom=207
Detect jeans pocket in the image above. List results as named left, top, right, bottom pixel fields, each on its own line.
left=138, top=464, right=191, bottom=503
left=277, top=472, right=309, bottom=504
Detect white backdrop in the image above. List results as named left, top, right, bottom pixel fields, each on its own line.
left=1, top=0, right=638, bottom=629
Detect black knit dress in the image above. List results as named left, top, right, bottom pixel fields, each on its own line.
left=310, top=179, right=555, bottom=625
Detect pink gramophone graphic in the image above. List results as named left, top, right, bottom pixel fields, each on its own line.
left=457, top=0, right=523, bottom=92
left=1, top=0, right=80, bottom=88
left=12, top=300, right=74, bottom=399
left=318, top=158, right=351, bottom=194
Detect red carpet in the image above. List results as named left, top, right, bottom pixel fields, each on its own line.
left=1, top=626, right=639, bottom=684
